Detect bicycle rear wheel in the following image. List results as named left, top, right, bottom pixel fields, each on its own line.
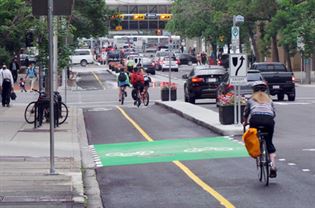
left=121, top=90, right=125, bottom=105
left=24, top=101, right=36, bottom=124
left=143, top=91, right=149, bottom=106
left=258, top=140, right=269, bottom=186
left=58, top=102, right=69, bottom=125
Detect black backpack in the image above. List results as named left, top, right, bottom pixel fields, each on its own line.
left=118, top=72, right=127, bottom=82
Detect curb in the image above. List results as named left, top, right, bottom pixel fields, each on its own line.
left=77, top=108, right=103, bottom=208
left=155, top=101, right=243, bottom=136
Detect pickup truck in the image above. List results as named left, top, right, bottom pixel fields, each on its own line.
left=251, top=62, right=296, bottom=101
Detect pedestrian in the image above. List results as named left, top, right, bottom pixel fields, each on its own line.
left=25, top=63, right=38, bottom=90
left=9, top=57, right=20, bottom=83
left=0, top=64, right=14, bottom=107
left=24, top=56, right=29, bottom=67
left=192, top=47, right=196, bottom=56
left=196, top=53, right=202, bottom=65
left=19, top=77, right=27, bottom=92
left=201, top=52, right=207, bottom=65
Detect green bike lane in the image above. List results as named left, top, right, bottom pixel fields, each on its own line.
left=84, top=104, right=315, bottom=208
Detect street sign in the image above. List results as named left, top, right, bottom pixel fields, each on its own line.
left=297, top=36, right=305, bottom=51
left=231, top=26, right=240, bottom=53
left=234, top=15, right=244, bottom=24
left=229, top=54, right=248, bottom=85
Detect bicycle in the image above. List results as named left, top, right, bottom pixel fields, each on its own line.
left=119, top=86, right=127, bottom=105
left=244, top=124, right=271, bottom=186
left=256, top=126, right=271, bottom=186
left=24, top=90, right=69, bottom=126
left=133, top=87, right=149, bottom=107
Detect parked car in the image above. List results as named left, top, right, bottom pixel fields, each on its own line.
left=153, top=51, right=177, bottom=71
left=176, top=53, right=197, bottom=65
left=141, top=57, right=156, bottom=75
left=70, top=49, right=94, bottom=66
left=107, top=50, right=121, bottom=64
left=216, top=70, right=267, bottom=106
left=251, top=62, right=295, bottom=101
left=183, top=65, right=227, bottom=104
left=159, top=57, right=179, bottom=72
left=217, top=53, right=229, bottom=68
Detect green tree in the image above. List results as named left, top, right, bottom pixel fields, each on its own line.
left=0, top=0, right=36, bottom=63
left=70, top=0, right=110, bottom=39
left=166, top=0, right=231, bottom=59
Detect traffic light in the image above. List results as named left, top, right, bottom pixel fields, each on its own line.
left=115, top=25, right=123, bottom=31
left=159, top=14, right=172, bottom=20
left=25, top=32, right=34, bottom=47
left=133, top=14, right=145, bottom=20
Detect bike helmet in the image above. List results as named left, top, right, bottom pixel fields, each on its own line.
left=252, top=81, right=267, bottom=92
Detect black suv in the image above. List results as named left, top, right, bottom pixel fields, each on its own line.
left=251, top=62, right=295, bottom=101
left=183, top=65, right=227, bottom=104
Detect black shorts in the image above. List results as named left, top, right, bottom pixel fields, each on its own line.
left=250, top=115, right=276, bottom=153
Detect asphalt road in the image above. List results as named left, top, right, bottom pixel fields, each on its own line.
left=74, top=64, right=315, bottom=208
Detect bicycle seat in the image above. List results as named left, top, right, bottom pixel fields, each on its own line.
left=256, top=126, right=268, bottom=136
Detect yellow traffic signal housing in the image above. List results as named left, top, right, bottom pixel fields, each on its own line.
left=115, top=25, right=123, bottom=31
left=111, top=14, right=124, bottom=20
left=159, top=14, right=172, bottom=20
left=116, top=14, right=124, bottom=19
left=133, top=14, right=145, bottom=20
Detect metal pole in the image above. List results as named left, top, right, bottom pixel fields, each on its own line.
left=168, top=36, right=172, bottom=101
left=300, top=54, right=303, bottom=84
left=238, top=86, right=241, bottom=124
left=232, top=18, right=238, bottom=124
left=48, top=0, right=55, bottom=175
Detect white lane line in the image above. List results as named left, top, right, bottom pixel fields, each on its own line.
left=278, top=158, right=286, bottom=161
left=288, top=163, right=296, bottom=166
left=302, top=148, right=315, bottom=152
left=275, top=102, right=310, bottom=105
left=302, top=169, right=311, bottom=172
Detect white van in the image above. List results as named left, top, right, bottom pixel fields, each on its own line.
left=70, top=49, right=94, bottom=66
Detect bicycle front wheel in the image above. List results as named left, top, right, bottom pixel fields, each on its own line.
left=58, top=102, right=69, bottom=125
left=24, top=101, right=37, bottom=124
left=143, top=91, right=149, bottom=106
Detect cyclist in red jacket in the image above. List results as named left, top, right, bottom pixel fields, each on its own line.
left=130, top=67, right=144, bottom=105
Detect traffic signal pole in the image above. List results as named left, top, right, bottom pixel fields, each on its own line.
left=48, top=0, right=56, bottom=175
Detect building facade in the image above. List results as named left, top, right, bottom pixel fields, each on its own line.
left=106, top=0, right=173, bottom=35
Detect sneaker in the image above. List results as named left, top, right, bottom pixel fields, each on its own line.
left=270, top=167, right=277, bottom=178
left=124, top=91, right=127, bottom=97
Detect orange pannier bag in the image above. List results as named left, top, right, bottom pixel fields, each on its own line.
left=242, top=128, right=261, bottom=158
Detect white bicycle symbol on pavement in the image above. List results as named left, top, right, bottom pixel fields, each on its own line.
left=184, top=147, right=234, bottom=153
left=105, top=151, right=155, bottom=157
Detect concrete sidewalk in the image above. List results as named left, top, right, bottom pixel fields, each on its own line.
left=155, top=101, right=244, bottom=136
left=0, top=105, right=86, bottom=207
